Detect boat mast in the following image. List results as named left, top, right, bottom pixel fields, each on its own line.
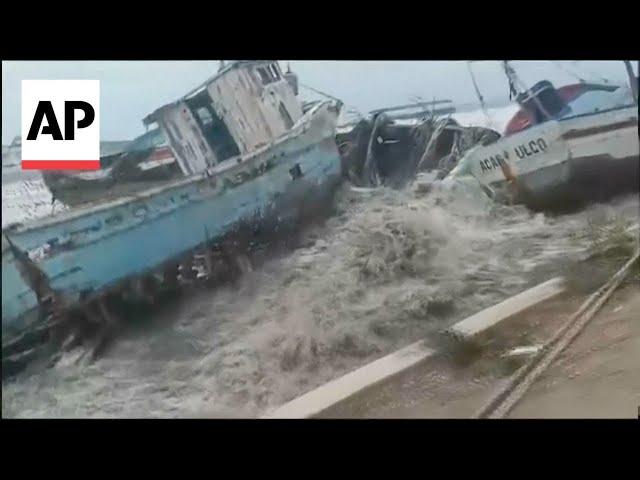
left=467, top=62, right=494, bottom=128
left=502, top=61, right=553, bottom=121
left=502, top=61, right=520, bottom=99
left=623, top=61, right=638, bottom=104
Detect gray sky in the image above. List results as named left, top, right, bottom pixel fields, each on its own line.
left=2, top=60, right=636, bottom=144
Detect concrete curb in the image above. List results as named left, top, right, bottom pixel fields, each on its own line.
left=262, top=340, right=435, bottom=419
left=261, top=276, right=566, bottom=419
left=446, top=277, right=565, bottom=340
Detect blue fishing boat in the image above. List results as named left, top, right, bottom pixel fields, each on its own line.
left=2, top=60, right=343, bottom=372
left=41, top=129, right=180, bottom=207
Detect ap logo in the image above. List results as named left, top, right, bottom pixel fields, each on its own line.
left=22, top=80, right=100, bottom=170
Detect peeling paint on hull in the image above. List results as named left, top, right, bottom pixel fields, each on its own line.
left=2, top=102, right=342, bottom=344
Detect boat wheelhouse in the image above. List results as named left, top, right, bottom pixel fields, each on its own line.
left=143, top=60, right=304, bottom=176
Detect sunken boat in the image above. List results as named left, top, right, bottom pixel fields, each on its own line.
left=336, top=100, right=501, bottom=189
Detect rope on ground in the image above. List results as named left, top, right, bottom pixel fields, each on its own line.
left=473, top=247, right=640, bottom=419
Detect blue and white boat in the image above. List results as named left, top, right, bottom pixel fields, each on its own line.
left=2, top=60, right=343, bottom=365
left=40, top=131, right=179, bottom=207
left=444, top=61, right=639, bottom=210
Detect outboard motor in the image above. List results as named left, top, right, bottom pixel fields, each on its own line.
left=284, top=63, right=299, bottom=96
left=516, top=80, right=567, bottom=124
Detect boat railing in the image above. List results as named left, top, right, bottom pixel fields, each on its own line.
left=5, top=100, right=338, bottom=235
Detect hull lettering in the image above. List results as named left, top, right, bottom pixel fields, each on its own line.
left=482, top=137, right=549, bottom=172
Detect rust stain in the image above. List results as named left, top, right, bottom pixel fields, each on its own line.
left=498, top=154, right=520, bottom=204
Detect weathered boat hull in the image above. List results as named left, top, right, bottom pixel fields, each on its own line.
left=42, top=147, right=181, bottom=207
left=2, top=101, right=342, bottom=342
left=449, top=105, right=639, bottom=211
left=504, top=153, right=639, bottom=211
left=337, top=114, right=501, bottom=189
left=2, top=234, right=41, bottom=338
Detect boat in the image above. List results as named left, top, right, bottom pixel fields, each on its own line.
left=337, top=100, right=457, bottom=132
left=336, top=101, right=498, bottom=189
left=38, top=61, right=311, bottom=207
left=444, top=61, right=639, bottom=211
left=2, top=137, right=22, bottom=169
left=41, top=130, right=181, bottom=207
left=2, top=60, right=343, bottom=376
left=369, top=100, right=456, bottom=121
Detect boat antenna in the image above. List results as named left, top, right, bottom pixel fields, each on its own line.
left=467, top=61, right=494, bottom=129
left=503, top=61, right=519, bottom=100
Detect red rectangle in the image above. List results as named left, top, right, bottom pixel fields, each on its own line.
left=22, top=160, right=101, bottom=170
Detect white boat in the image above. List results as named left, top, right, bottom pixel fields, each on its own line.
left=446, top=62, right=639, bottom=210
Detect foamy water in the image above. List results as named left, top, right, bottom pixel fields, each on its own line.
left=3, top=176, right=637, bottom=417
left=2, top=168, right=67, bottom=228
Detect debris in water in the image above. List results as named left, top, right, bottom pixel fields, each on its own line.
left=502, top=345, right=543, bottom=358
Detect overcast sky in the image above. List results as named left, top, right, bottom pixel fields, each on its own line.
left=2, top=60, right=636, bottom=144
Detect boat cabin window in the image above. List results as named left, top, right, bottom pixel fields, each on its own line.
left=257, top=67, right=271, bottom=85
left=270, top=64, right=281, bottom=81
left=256, top=64, right=281, bottom=85
left=564, top=87, right=635, bottom=118
left=517, top=80, right=568, bottom=124
left=187, top=92, right=241, bottom=162
left=279, top=102, right=294, bottom=130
